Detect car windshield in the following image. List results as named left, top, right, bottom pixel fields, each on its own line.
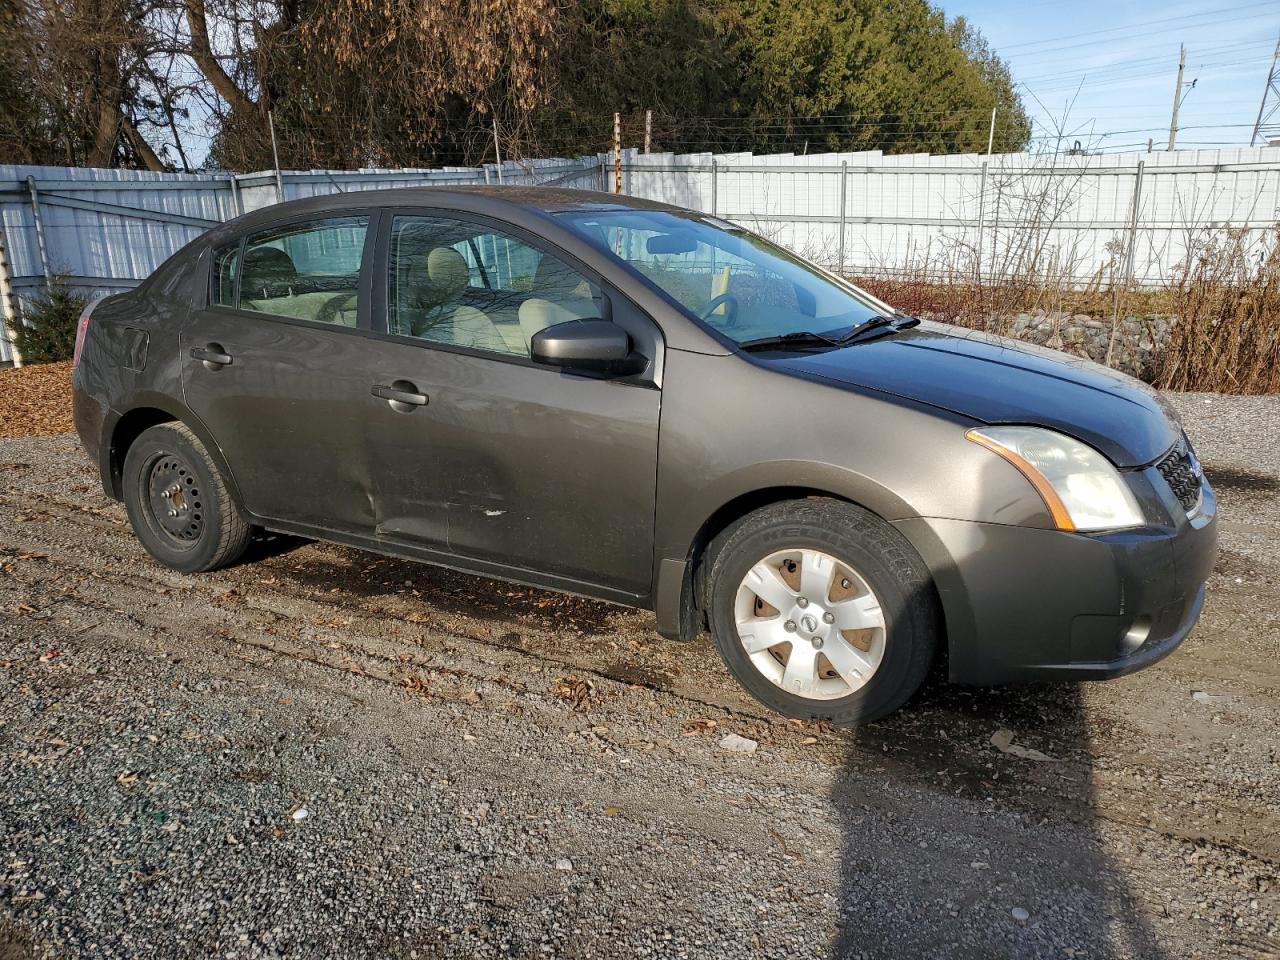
left=557, top=209, right=888, bottom=344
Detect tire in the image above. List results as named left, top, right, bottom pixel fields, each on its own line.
left=122, top=422, right=251, bottom=573
left=705, top=499, right=938, bottom=725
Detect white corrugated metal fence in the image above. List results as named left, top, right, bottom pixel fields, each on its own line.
left=3, top=146, right=1278, bottom=364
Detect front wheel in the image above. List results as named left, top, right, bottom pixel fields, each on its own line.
left=122, top=422, right=251, bottom=573
left=705, top=499, right=938, bottom=725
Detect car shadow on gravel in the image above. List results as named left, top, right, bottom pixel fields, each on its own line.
left=1203, top=463, right=1280, bottom=492
left=830, top=676, right=1165, bottom=958
left=267, top=544, right=624, bottom=635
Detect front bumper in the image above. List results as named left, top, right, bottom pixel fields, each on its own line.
left=895, top=468, right=1218, bottom=686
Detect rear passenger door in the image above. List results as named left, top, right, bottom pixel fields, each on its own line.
left=361, top=212, right=662, bottom=598
left=181, top=213, right=384, bottom=534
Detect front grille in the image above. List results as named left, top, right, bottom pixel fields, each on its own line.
left=1156, top=437, right=1203, bottom=514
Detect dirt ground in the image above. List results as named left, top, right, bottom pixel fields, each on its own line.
left=0, top=394, right=1277, bottom=959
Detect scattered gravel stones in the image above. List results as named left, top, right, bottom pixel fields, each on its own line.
left=1, top=395, right=1279, bottom=960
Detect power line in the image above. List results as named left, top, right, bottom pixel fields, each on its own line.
left=1001, top=10, right=1279, bottom=61
left=994, top=0, right=1280, bottom=52
left=1015, top=38, right=1275, bottom=85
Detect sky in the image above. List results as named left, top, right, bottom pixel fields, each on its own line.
left=944, top=0, right=1280, bottom=153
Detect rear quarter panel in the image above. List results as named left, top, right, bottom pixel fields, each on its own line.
left=73, top=247, right=209, bottom=496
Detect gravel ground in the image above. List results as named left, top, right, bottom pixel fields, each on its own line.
left=1, top=393, right=1278, bottom=959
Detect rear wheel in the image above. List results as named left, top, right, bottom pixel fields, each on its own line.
left=706, top=499, right=938, bottom=725
left=122, top=422, right=250, bottom=573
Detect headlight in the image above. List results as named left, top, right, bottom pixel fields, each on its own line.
left=966, top=426, right=1144, bottom=532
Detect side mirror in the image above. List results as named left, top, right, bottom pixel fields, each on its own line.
left=530, top=319, right=643, bottom=375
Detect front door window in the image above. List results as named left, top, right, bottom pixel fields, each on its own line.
left=386, top=215, right=603, bottom=357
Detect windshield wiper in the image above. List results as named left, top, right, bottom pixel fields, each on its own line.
left=738, top=331, right=842, bottom=352
left=835, top=313, right=920, bottom=345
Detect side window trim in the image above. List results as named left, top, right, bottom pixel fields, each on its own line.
left=208, top=235, right=246, bottom=308
left=354, top=209, right=383, bottom=332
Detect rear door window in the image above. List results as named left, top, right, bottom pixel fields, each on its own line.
left=235, top=216, right=370, bottom=327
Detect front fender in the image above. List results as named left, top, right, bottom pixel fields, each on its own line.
left=650, top=462, right=914, bottom=641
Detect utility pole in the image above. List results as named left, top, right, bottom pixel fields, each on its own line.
left=268, top=111, right=285, bottom=203
left=644, top=110, right=652, bottom=154
left=492, top=115, right=504, bottom=184
left=613, top=112, right=622, bottom=194
left=0, top=223, right=21, bottom=368
left=1250, top=32, right=1280, bottom=146
left=975, top=107, right=996, bottom=284
left=1168, top=44, right=1186, bottom=151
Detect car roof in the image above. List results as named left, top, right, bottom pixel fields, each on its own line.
left=221, top=185, right=690, bottom=236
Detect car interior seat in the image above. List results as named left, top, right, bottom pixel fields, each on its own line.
left=415, top=247, right=512, bottom=353
left=241, top=246, right=297, bottom=300
left=517, top=253, right=598, bottom=350
left=241, top=244, right=362, bottom=326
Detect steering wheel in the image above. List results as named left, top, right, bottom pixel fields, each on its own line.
left=316, top=291, right=359, bottom=325
left=699, top=293, right=739, bottom=324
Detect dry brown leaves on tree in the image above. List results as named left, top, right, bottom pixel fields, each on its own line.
left=0, top=361, right=74, bottom=438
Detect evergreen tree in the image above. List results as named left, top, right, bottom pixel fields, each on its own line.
left=8, top=279, right=88, bottom=365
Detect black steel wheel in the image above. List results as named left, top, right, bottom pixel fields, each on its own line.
left=123, top=422, right=250, bottom=573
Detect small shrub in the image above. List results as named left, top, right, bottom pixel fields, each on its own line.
left=6, top=276, right=88, bottom=364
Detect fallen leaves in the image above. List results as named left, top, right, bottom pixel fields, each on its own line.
left=550, top=674, right=598, bottom=712
left=401, top=673, right=431, bottom=698
left=21, top=738, right=72, bottom=766
left=682, top=718, right=718, bottom=736
left=767, top=828, right=802, bottom=860
left=0, top=360, right=74, bottom=438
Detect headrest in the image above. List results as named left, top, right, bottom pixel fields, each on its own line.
left=243, top=246, right=297, bottom=285
left=427, top=247, right=469, bottom=299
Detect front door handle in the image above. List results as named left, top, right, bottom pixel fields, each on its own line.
left=191, top=344, right=233, bottom=369
left=372, top=381, right=429, bottom=410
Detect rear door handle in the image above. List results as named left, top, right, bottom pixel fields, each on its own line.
left=190, top=344, right=233, bottom=368
left=372, top=382, right=429, bottom=409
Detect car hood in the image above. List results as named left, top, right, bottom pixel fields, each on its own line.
left=772, top=321, right=1180, bottom=468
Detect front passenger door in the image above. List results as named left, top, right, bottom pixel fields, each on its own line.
left=362, top=213, right=662, bottom=598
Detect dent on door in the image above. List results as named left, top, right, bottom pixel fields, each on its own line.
left=363, top=343, right=660, bottom=596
